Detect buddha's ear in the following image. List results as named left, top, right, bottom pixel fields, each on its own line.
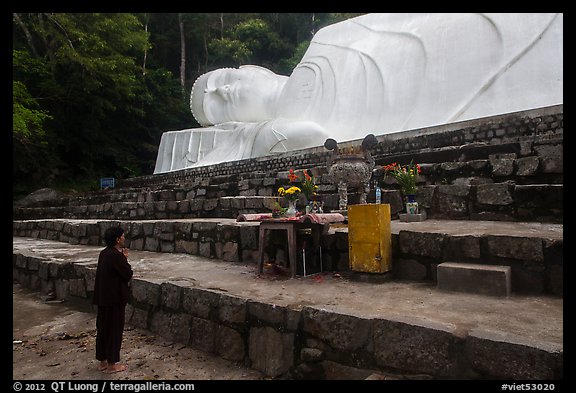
left=361, top=134, right=378, bottom=151
left=324, top=138, right=338, bottom=151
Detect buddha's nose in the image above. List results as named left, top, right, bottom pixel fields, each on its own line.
left=213, top=85, right=231, bottom=100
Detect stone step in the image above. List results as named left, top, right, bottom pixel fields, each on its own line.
left=12, top=196, right=284, bottom=220
left=16, top=152, right=563, bottom=209
left=13, top=218, right=563, bottom=296
left=13, top=182, right=563, bottom=224
left=437, top=262, right=511, bottom=297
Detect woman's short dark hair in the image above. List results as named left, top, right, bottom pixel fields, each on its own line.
left=104, top=227, right=124, bottom=247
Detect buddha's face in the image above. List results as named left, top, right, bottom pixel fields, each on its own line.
left=191, top=66, right=288, bottom=125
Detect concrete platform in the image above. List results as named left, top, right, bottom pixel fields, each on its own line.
left=13, top=234, right=563, bottom=380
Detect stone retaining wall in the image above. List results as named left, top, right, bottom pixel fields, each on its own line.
left=12, top=252, right=563, bottom=380
left=13, top=219, right=563, bottom=296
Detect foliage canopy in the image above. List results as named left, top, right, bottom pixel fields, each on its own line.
left=12, top=12, right=365, bottom=199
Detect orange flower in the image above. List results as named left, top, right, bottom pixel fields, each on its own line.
left=382, top=161, right=420, bottom=195
left=288, top=168, right=298, bottom=182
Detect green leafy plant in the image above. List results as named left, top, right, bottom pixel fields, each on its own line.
left=382, top=161, right=421, bottom=195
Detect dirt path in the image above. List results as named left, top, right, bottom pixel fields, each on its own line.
left=12, top=283, right=265, bottom=380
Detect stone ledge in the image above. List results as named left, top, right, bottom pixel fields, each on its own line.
left=12, top=239, right=563, bottom=380
left=399, top=211, right=427, bottom=222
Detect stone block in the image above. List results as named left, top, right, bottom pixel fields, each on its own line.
left=248, top=300, right=286, bottom=327
left=476, top=183, right=514, bottom=205
left=190, top=199, right=204, bottom=211
left=174, top=222, right=194, bottom=240
left=249, top=326, right=294, bottom=378
left=190, top=317, right=216, bottom=353
left=239, top=225, right=259, bottom=250
left=373, top=316, right=460, bottom=377
left=169, top=313, right=192, bottom=345
left=445, top=236, right=481, bottom=259
left=215, top=325, right=245, bottom=362
left=203, top=198, right=218, bottom=211
left=26, top=257, right=42, bottom=271
left=144, top=237, right=159, bottom=252
left=433, top=185, right=470, bottom=218
left=490, top=158, right=515, bottom=176
left=465, top=328, right=563, bottom=379
left=125, top=304, right=148, bottom=329
left=539, top=156, right=563, bottom=173
left=166, top=200, right=178, bottom=212
left=218, top=294, right=247, bottom=325
left=241, top=249, right=259, bottom=263
left=130, top=237, right=144, bottom=250
left=216, top=242, right=239, bottom=262
left=399, top=231, right=446, bottom=258
left=245, top=197, right=263, bottom=209
left=15, top=254, right=27, bottom=268
left=69, top=278, right=87, bottom=298
left=301, top=307, right=371, bottom=352
left=131, top=278, right=161, bottom=306
left=154, top=201, right=167, bottom=212
left=230, top=196, right=246, bottom=209
left=394, top=259, right=428, bottom=281
left=55, top=278, right=70, bottom=299
left=160, top=241, right=175, bottom=253
left=485, top=235, right=544, bottom=262
left=216, top=224, right=239, bottom=242
left=174, top=240, right=198, bottom=255
left=199, top=242, right=212, bottom=258
left=437, top=262, right=511, bottom=297
left=547, top=265, right=563, bottom=296
left=182, top=287, right=220, bottom=319
left=516, top=156, right=539, bottom=176
left=149, top=310, right=171, bottom=336
left=160, top=282, right=182, bottom=311
left=193, top=221, right=218, bottom=233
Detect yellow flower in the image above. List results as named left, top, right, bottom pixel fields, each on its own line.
left=285, top=186, right=301, bottom=195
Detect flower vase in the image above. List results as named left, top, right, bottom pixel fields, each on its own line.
left=405, top=194, right=419, bottom=214
left=285, top=200, right=298, bottom=218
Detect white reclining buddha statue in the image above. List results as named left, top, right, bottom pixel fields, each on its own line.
left=154, top=13, right=563, bottom=174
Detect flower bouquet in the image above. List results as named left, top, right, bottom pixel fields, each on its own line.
left=383, top=161, right=421, bottom=214
left=277, top=169, right=301, bottom=217
left=382, top=161, right=421, bottom=196
left=301, top=169, right=319, bottom=202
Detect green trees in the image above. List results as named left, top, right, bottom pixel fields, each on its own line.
left=13, top=12, right=364, bottom=199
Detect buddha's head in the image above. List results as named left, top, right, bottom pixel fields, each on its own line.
left=190, top=65, right=288, bottom=126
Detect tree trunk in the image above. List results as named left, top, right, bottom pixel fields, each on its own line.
left=142, top=14, right=148, bottom=76
left=220, top=13, right=224, bottom=39
left=178, top=13, right=186, bottom=96
left=13, top=13, right=38, bottom=57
